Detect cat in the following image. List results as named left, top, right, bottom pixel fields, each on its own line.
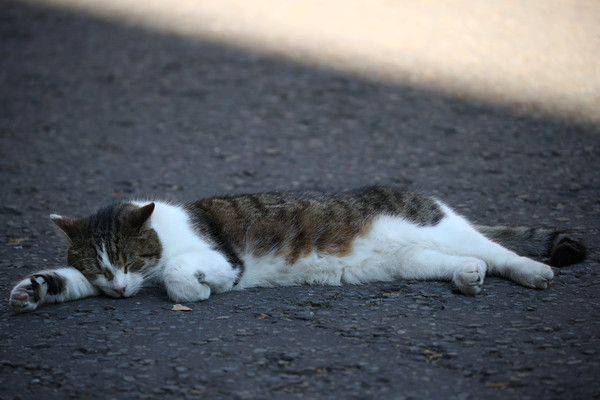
left=9, top=186, right=586, bottom=312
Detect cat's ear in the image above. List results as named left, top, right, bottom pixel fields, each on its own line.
left=50, top=214, right=85, bottom=243
left=128, top=203, right=155, bottom=231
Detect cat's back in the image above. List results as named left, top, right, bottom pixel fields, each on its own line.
left=188, top=186, right=442, bottom=223
left=184, top=186, right=444, bottom=262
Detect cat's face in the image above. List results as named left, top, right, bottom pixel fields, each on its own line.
left=51, top=203, right=162, bottom=298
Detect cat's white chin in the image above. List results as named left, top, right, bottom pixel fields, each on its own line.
left=101, top=288, right=137, bottom=298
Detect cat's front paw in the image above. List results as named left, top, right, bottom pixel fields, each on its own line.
left=9, top=276, right=46, bottom=312
left=163, top=267, right=212, bottom=302
left=162, top=252, right=238, bottom=302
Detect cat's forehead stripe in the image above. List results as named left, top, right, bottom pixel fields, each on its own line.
left=98, top=243, right=113, bottom=269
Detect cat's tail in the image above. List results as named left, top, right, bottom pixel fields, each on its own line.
left=475, top=225, right=586, bottom=267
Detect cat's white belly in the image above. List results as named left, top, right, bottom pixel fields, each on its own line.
left=236, top=215, right=432, bottom=288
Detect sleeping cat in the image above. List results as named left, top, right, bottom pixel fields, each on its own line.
left=9, top=186, right=586, bottom=312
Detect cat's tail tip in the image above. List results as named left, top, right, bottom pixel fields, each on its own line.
left=549, top=232, right=587, bottom=267
left=476, top=225, right=587, bottom=267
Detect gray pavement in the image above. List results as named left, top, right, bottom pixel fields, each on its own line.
left=1, top=1, right=599, bottom=399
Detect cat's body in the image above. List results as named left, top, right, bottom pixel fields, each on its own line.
left=9, top=186, right=586, bottom=312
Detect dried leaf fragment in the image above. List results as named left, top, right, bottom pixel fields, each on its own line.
left=9, top=236, right=30, bottom=245
left=486, top=381, right=511, bottom=389
left=172, top=304, right=192, bottom=311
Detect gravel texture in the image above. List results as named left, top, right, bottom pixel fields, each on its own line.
left=1, top=1, right=599, bottom=399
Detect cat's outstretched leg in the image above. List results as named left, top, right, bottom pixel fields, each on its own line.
left=489, top=256, right=554, bottom=289
left=391, top=248, right=488, bottom=295
left=162, top=251, right=238, bottom=302
left=432, top=205, right=554, bottom=289
left=9, top=267, right=100, bottom=312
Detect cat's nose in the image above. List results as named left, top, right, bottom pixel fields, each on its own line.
left=113, top=286, right=127, bottom=296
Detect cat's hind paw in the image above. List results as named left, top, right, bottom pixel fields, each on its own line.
left=510, top=258, right=554, bottom=290
left=453, top=259, right=487, bottom=295
left=9, top=276, right=46, bottom=312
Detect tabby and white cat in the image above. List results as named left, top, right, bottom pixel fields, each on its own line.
left=9, top=186, right=586, bottom=312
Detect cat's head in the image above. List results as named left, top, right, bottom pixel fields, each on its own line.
left=50, top=203, right=162, bottom=298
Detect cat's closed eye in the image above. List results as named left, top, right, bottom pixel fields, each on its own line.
left=139, top=253, right=160, bottom=258
left=101, top=268, right=114, bottom=281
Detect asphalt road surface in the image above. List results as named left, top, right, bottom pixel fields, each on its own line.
left=1, top=1, right=599, bottom=399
